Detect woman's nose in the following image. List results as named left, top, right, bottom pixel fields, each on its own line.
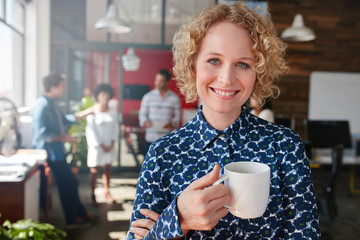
left=218, top=65, right=236, bottom=86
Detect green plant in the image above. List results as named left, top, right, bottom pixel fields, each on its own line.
left=66, top=96, right=94, bottom=167
left=0, top=225, right=11, bottom=240
left=65, top=131, right=88, bottom=167
left=0, top=218, right=66, bottom=240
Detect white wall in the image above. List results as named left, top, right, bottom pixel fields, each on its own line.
left=24, top=0, right=51, bottom=107
left=309, top=71, right=360, bottom=134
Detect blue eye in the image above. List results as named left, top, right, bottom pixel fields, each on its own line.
left=208, top=58, right=219, bottom=65
left=237, top=62, right=250, bottom=69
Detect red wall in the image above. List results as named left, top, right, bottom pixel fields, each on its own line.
left=86, top=48, right=198, bottom=126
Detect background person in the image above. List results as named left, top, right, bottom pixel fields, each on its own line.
left=128, top=1, right=320, bottom=239
left=249, top=97, right=275, bottom=123
left=85, top=83, right=119, bottom=205
left=31, top=73, right=94, bottom=228
left=138, top=69, right=181, bottom=155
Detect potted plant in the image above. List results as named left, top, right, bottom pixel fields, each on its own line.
left=0, top=214, right=66, bottom=240
left=66, top=95, right=94, bottom=171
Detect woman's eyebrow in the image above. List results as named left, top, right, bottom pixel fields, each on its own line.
left=204, top=52, right=255, bottom=62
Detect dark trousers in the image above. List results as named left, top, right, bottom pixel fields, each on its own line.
left=39, top=164, right=47, bottom=211
left=47, top=160, right=88, bottom=224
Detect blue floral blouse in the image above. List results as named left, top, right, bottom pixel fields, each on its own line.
left=127, top=106, right=320, bottom=239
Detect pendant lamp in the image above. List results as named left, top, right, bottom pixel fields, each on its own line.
left=122, top=48, right=140, bottom=71
left=281, top=14, right=316, bottom=42
left=94, top=3, right=131, bottom=34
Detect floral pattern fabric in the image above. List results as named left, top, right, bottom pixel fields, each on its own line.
left=127, top=105, right=320, bottom=239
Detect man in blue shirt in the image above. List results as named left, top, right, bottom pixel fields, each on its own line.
left=31, top=73, right=92, bottom=228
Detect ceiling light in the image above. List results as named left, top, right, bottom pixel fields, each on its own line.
left=94, top=3, right=131, bottom=34
left=281, top=14, right=316, bottom=42
left=122, top=48, right=140, bottom=71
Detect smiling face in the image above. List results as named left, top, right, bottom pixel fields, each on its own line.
left=195, top=21, right=256, bottom=129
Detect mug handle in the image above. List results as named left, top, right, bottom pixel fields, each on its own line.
left=213, top=174, right=232, bottom=210
left=213, top=174, right=229, bottom=185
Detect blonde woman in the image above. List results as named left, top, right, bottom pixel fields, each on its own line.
left=128, top=1, right=320, bottom=239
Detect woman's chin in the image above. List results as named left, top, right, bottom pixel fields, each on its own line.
left=204, top=104, right=242, bottom=117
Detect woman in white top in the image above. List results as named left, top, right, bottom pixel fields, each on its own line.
left=250, top=96, right=275, bottom=123
left=86, top=83, right=118, bottom=205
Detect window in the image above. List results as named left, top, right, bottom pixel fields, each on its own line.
left=246, top=1, right=268, bottom=15
left=0, top=0, right=25, bottom=107
left=5, top=0, right=25, bottom=33
left=218, top=1, right=268, bottom=16
left=0, top=0, right=4, bottom=19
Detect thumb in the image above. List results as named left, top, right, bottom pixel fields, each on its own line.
left=189, top=164, right=221, bottom=190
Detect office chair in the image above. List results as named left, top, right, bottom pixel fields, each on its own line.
left=314, top=144, right=344, bottom=223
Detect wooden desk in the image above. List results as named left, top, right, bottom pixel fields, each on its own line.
left=0, top=149, right=47, bottom=224
left=310, top=155, right=360, bottom=194
left=310, top=155, right=360, bottom=165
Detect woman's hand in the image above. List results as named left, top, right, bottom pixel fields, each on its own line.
left=130, top=209, right=160, bottom=239
left=100, top=144, right=109, bottom=152
left=100, top=141, right=114, bottom=153
left=177, top=164, right=230, bottom=235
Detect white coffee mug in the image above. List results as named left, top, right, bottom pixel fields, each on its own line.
left=214, top=161, right=270, bottom=219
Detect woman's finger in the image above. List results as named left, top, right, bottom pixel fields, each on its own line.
left=130, top=209, right=158, bottom=239
left=130, top=226, right=149, bottom=239
left=140, top=209, right=160, bottom=221
left=202, top=183, right=228, bottom=200
left=134, top=233, right=145, bottom=240
left=131, top=218, right=156, bottom=230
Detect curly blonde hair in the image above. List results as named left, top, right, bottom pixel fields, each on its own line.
left=172, top=1, right=288, bottom=107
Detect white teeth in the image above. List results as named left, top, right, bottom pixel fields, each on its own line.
left=214, top=89, right=236, bottom=96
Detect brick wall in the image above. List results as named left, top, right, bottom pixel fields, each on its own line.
left=269, top=0, right=360, bottom=138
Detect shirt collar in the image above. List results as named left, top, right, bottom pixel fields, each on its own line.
left=42, top=94, right=56, bottom=103
left=193, top=105, right=250, bottom=150
left=154, top=89, right=169, bottom=96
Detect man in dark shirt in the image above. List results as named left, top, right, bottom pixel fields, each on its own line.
left=31, top=73, right=93, bottom=228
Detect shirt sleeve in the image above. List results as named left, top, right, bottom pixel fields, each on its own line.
left=63, top=113, right=75, bottom=131
left=126, top=146, right=184, bottom=239
left=139, top=94, right=149, bottom=127
left=279, top=132, right=321, bottom=239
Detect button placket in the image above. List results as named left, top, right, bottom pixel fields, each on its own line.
left=215, top=133, right=231, bottom=166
